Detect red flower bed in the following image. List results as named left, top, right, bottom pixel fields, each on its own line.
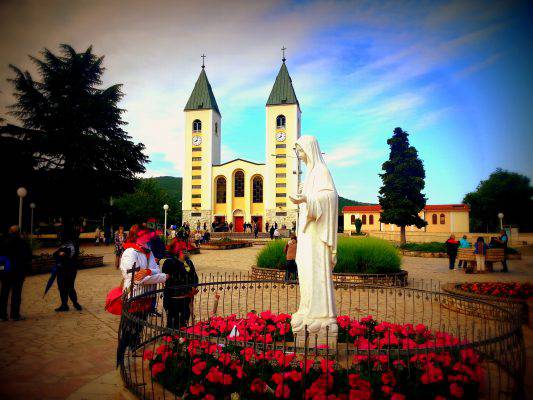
left=458, top=282, right=532, bottom=300
left=144, top=313, right=484, bottom=399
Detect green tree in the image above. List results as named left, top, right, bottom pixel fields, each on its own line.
left=355, top=218, right=362, bottom=234
left=5, top=44, right=147, bottom=230
left=463, top=169, right=533, bottom=232
left=114, top=179, right=180, bottom=227
left=378, top=127, right=427, bottom=245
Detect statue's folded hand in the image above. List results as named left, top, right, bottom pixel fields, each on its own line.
left=289, top=194, right=307, bottom=204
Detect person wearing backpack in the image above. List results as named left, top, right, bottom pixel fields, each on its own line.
left=0, top=225, right=32, bottom=321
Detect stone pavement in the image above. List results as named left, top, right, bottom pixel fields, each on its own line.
left=0, top=244, right=531, bottom=399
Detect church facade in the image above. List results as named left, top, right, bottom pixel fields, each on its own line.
left=181, top=59, right=301, bottom=232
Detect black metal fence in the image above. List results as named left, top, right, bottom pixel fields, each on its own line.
left=117, top=275, right=525, bottom=399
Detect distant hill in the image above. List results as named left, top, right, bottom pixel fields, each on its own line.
left=148, top=176, right=370, bottom=215
left=150, top=176, right=182, bottom=202
left=338, top=196, right=374, bottom=214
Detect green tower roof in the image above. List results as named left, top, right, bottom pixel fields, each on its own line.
left=266, top=62, right=299, bottom=107
left=184, top=68, right=220, bottom=114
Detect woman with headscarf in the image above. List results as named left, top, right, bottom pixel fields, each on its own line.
left=289, top=135, right=338, bottom=336
left=118, top=228, right=168, bottom=356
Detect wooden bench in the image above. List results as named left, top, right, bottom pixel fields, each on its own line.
left=457, top=248, right=505, bottom=273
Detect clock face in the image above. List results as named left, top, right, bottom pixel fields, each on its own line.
left=192, top=135, right=202, bottom=146
left=276, top=132, right=286, bottom=142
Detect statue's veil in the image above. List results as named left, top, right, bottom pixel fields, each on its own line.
left=295, top=135, right=338, bottom=250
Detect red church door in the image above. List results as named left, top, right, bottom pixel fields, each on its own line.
left=234, top=217, right=244, bottom=232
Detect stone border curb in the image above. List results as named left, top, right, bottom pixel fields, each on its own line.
left=250, top=266, right=408, bottom=286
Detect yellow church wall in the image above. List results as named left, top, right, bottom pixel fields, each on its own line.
left=211, top=160, right=266, bottom=223
left=343, top=208, right=470, bottom=236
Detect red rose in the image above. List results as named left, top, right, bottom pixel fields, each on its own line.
left=381, top=371, right=396, bottom=386
left=391, top=394, right=406, bottom=400
left=151, top=362, right=165, bottom=377
left=206, top=367, right=223, bottom=384
left=450, top=383, right=464, bottom=398
left=192, top=361, right=207, bottom=376
left=142, top=349, right=154, bottom=361
left=250, top=378, right=266, bottom=393
left=189, top=383, right=204, bottom=396
left=275, top=384, right=291, bottom=399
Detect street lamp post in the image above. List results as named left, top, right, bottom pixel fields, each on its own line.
left=163, top=204, right=169, bottom=243
left=498, top=213, right=504, bottom=230
left=30, top=203, right=36, bottom=247
left=16, top=187, right=27, bottom=230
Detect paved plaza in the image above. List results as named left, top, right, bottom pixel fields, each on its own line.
left=0, top=244, right=531, bottom=399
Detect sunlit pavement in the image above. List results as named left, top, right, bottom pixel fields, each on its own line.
left=0, top=244, right=531, bottom=399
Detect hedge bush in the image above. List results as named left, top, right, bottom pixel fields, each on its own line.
left=400, top=242, right=446, bottom=253
left=256, top=237, right=401, bottom=274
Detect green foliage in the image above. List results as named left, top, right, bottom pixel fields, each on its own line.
left=378, top=128, right=427, bottom=243
left=335, top=237, right=401, bottom=273
left=3, top=44, right=147, bottom=228
left=256, top=240, right=288, bottom=270
left=152, top=176, right=183, bottom=203
left=400, top=242, right=446, bottom=253
left=256, top=237, right=401, bottom=274
left=463, top=169, right=533, bottom=232
left=114, top=179, right=179, bottom=226
left=355, top=218, right=362, bottom=234
left=338, top=197, right=373, bottom=216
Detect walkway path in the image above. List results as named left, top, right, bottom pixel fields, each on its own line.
left=0, top=244, right=531, bottom=399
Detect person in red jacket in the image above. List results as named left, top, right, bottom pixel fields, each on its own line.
left=445, top=234, right=460, bottom=270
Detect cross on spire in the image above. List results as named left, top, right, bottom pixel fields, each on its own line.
left=201, top=54, right=206, bottom=69
left=281, top=46, right=287, bottom=62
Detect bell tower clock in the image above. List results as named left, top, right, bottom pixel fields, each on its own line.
left=264, top=49, right=301, bottom=228
left=182, top=58, right=221, bottom=227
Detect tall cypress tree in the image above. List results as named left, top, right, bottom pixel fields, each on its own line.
left=4, top=44, right=147, bottom=230
left=378, top=127, right=427, bottom=245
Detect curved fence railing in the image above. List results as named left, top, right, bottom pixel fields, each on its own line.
left=118, top=277, right=525, bottom=400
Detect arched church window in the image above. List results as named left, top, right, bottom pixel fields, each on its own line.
left=432, top=214, right=437, bottom=224
left=252, top=176, right=263, bottom=203
left=193, top=119, right=202, bottom=132
left=216, top=177, right=226, bottom=203
left=350, top=215, right=356, bottom=225
left=276, top=115, right=286, bottom=129
left=234, top=171, right=244, bottom=197
left=362, top=215, right=367, bottom=225
left=440, top=213, right=446, bottom=225
left=369, top=215, right=374, bottom=225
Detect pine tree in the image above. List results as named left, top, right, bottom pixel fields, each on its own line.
left=378, top=127, right=427, bottom=245
left=5, top=44, right=147, bottom=230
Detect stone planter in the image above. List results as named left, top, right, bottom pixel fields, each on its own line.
left=250, top=266, right=408, bottom=286
left=202, top=241, right=253, bottom=250
left=442, top=282, right=529, bottom=325
left=30, top=254, right=104, bottom=274
left=399, top=250, right=447, bottom=258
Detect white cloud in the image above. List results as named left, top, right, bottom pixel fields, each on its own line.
left=221, top=144, right=238, bottom=163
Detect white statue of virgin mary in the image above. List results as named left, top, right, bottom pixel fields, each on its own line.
left=289, top=135, right=338, bottom=337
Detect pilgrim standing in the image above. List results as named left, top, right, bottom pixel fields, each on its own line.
left=0, top=226, right=32, bottom=321
left=54, top=229, right=82, bottom=311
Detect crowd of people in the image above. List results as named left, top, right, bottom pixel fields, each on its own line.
left=445, top=230, right=509, bottom=273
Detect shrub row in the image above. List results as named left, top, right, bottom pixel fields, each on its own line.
left=256, top=237, right=401, bottom=274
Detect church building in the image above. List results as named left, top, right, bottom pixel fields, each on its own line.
left=181, top=55, right=300, bottom=232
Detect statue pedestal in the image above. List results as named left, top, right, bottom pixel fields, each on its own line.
left=294, top=328, right=338, bottom=350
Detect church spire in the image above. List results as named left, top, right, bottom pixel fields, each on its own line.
left=266, top=54, right=299, bottom=107
left=184, top=63, right=220, bottom=115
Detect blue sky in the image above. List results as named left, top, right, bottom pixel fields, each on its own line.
left=1, top=0, right=531, bottom=203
